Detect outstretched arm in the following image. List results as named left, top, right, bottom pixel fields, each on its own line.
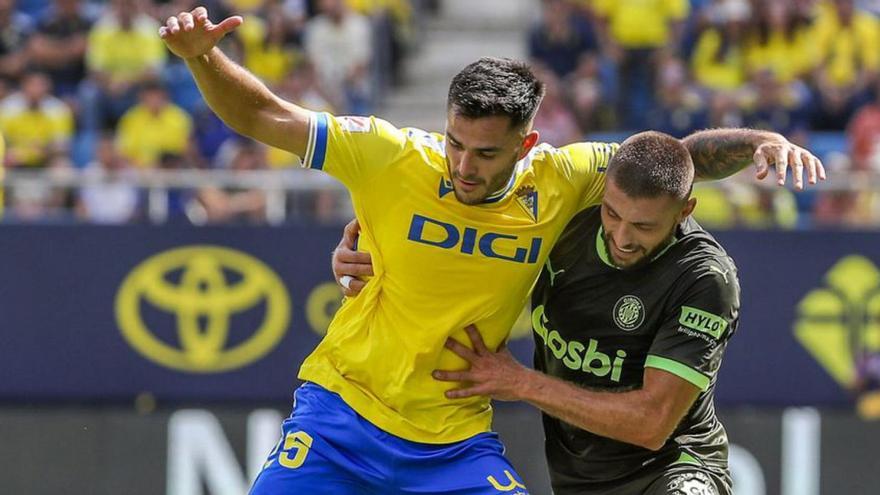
left=433, top=326, right=699, bottom=451
left=160, top=7, right=310, bottom=156
left=682, top=129, right=825, bottom=190
left=683, top=128, right=826, bottom=190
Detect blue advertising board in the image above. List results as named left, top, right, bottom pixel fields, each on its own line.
left=0, top=224, right=876, bottom=406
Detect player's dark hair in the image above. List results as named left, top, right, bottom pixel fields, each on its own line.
left=447, top=57, right=545, bottom=130
left=607, top=131, right=694, bottom=202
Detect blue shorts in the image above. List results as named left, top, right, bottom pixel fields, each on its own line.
left=249, top=383, right=530, bottom=495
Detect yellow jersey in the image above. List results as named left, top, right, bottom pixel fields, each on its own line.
left=86, top=15, right=166, bottom=85
left=691, top=28, right=746, bottom=91
left=814, top=8, right=880, bottom=87
left=297, top=113, right=615, bottom=443
left=593, top=0, right=689, bottom=49
left=745, top=28, right=816, bottom=83
left=116, top=103, right=192, bottom=167
left=0, top=94, right=73, bottom=167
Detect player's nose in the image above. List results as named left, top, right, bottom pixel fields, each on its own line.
left=612, top=224, right=636, bottom=249
left=456, top=152, right=478, bottom=179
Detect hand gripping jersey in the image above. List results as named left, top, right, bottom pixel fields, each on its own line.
left=532, top=207, right=739, bottom=494
left=297, top=112, right=616, bottom=443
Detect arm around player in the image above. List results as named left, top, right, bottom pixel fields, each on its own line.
left=433, top=326, right=700, bottom=451
left=434, top=261, right=738, bottom=452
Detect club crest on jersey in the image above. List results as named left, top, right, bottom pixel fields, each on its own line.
left=613, top=295, right=645, bottom=331
left=514, top=185, right=539, bottom=222
left=338, top=116, right=371, bottom=133
left=439, top=178, right=454, bottom=198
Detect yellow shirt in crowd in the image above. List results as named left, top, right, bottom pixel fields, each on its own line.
left=592, top=0, right=690, bottom=49
left=116, top=103, right=192, bottom=167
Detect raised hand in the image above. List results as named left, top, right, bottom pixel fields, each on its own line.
left=753, top=138, right=826, bottom=191
left=159, top=6, right=243, bottom=60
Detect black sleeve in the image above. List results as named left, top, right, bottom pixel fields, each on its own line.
left=645, top=258, right=740, bottom=391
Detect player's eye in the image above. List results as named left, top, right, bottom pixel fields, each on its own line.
left=449, top=140, right=463, bottom=149
left=478, top=152, right=497, bottom=159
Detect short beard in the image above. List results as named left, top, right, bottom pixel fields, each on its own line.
left=603, top=225, right=677, bottom=271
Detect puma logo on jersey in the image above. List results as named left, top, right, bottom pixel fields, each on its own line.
left=546, top=259, right=565, bottom=286
left=707, top=265, right=731, bottom=284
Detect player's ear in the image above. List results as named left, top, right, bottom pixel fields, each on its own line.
left=681, top=197, right=697, bottom=219
left=518, top=130, right=540, bottom=160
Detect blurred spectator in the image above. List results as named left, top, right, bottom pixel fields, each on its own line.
left=155, top=152, right=197, bottom=224
left=347, top=0, right=412, bottom=86
left=192, top=101, right=237, bottom=167
left=27, top=0, right=94, bottom=98
left=848, top=80, right=880, bottom=172
left=649, top=55, right=709, bottom=137
left=79, top=0, right=166, bottom=131
left=593, top=0, right=690, bottom=129
left=532, top=68, right=581, bottom=147
left=304, top=0, right=373, bottom=114
left=237, top=1, right=301, bottom=86
left=0, top=70, right=73, bottom=168
left=0, top=0, right=34, bottom=89
left=280, top=0, right=309, bottom=44
left=813, top=185, right=880, bottom=226
left=5, top=172, right=72, bottom=221
left=528, top=0, right=598, bottom=79
left=16, top=0, right=49, bottom=18
left=810, top=84, right=880, bottom=227
left=812, top=150, right=879, bottom=226
left=195, top=139, right=268, bottom=224
left=811, top=0, right=880, bottom=130
left=692, top=180, right=799, bottom=229
left=566, top=53, right=606, bottom=131
left=76, top=133, right=140, bottom=223
left=116, top=82, right=193, bottom=168
left=690, top=0, right=750, bottom=92
left=740, top=69, right=810, bottom=143
left=744, top=0, right=815, bottom=84
left=151, top=0, right=234, bottom=29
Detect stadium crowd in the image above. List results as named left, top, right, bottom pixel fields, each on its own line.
left=529, top=0, right=880, bottom=228
left=0, top=0, right=422, bottom=223
left=0, top=0, right=878, bottom=227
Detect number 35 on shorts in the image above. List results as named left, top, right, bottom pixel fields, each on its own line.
left=263, top=430, right=314, bottom=470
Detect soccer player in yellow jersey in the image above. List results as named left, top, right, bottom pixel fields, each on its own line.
left=160, top=7, right=824, bottom=494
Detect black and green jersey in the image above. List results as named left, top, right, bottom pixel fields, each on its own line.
left=531, top=206, right=740, bottom=494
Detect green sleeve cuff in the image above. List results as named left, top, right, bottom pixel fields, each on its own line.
left=645, top=355, right=711, bottom=391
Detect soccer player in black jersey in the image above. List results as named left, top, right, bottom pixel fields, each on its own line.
left=516, top=132, right=739, bottom=494
left=334, top=129, right=821, bottom=494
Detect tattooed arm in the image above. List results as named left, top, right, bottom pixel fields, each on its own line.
left=683, top=128, right=826, bottom=190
